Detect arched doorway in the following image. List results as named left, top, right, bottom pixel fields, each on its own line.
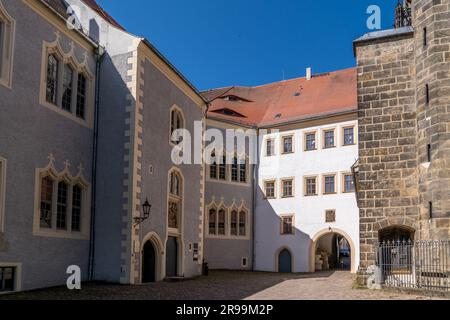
left=142, top=241, right=156, bottom=283
left=378, top=225, right=415, bottom=243
left=166, top=236, right=179, bottom=277
left=278, top=249, right=292, bottom=273
left=310, top=228, right=357, bottom=273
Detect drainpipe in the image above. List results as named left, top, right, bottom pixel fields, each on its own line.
left=251, top=127, right=259, bottom=271
left=88, top=45, right=105, bottom=281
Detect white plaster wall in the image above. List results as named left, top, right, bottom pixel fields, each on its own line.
left=255, top=119, right=360, bottom=273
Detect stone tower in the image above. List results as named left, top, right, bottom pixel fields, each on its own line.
left=353, top=0, right=450, bottom=284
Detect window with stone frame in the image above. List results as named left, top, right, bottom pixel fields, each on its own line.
left=305, top=132, right=317, bottom=151
left=209, top=152, right=217, bottom=179
left=239, top=158, right=247, bottom=183
left=281, top=179, right=294, bottom=198
left=170, top=107, right=184, bottom=144
left=62, top=64, right=74, bottom=112
left=40, top=176, right=54, bottom=228
left=0, top=3, right=15, bottom=88
left=46, top=53, right=59, bottom=105
left=218, top=208, right=226, bottom=235
left=343, top=127, right=355, bottom=146
left=208, top=208, right=217, bottom=235
left=282, top=136, right=293, bottom=154
left=231, top=156, right=239, bottom=182
left=264, top=180, right=276, bottom=199
left=71, top=185, right=82, bottom=232
left=325, top=210, right=336, bottom=223
left=323, top=129, right=335, bottom=148
left=239, top=210, right=247, bottom=236
left=281, top=216, right=294, bottom=235
left=305, top=176, right=317, bottom=196
left=56, top=181, right=68, bottom=230
left=343, top=173, right=355, bottom=193
left=266, top=138, right=275, bottom=156
left=76, top=73, right=86, bottom=119
left=0, top=267, right=15, bottom=292
left=230, top=210, right=238, bottom=236
left=323, top=175, right=336, bottom=194
left=218, top=154, right=226, bottom=180
left=168, top=170, right=182, bottom=230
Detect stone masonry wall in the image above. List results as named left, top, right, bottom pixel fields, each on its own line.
left=413, top=0, right=450, bottom=240
left=355, top=34, right=420, bottom=280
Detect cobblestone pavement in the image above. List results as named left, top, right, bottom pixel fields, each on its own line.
left=1, top=271, right=443, bottom=300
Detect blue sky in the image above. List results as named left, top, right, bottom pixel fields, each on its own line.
left=97, top=0, right=397, bottom=90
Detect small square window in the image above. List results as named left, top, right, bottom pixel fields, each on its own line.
left=0, top=267, right=15, bottom=292
left=305, top=177, right=317, bottom=196
left=282, top=136, right=293, bottom=154
left=264, top=180, right=276, bottom=199
left=305, top=132, right=316, bottom=151
left=343, top=174, right=355, bottom=193
left=323, top=175, right=336, bottom=194
left=266, top=139, right=275, bottom=156
left=281, top=216, right=294, bottom=235
left=323, top=130, right=335, bottom=148
left=241, top=257, right=248, bottom=267
left=281, top=179, right=294, bottom=198
left=343, top=127, right=355, bottom=146
left=325, top=210, right=336, bottom=223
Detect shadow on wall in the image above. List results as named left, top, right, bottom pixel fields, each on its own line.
left=255, top=185, right=356, bottom=273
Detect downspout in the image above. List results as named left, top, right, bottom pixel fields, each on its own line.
left=88, top=46, right=105, bottom=281
left=251, top=127, right=259, bottom=271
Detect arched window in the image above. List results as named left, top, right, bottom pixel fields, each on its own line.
left=168, top=170, right=183, bottom=230
left=170, top=107, right=184, bottom=144
left=71, top=185, right=82, bottom=232
left=56, top=180, right=68, bottom=230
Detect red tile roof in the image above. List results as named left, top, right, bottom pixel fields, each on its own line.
left=203, top=68, right=357, bottom=127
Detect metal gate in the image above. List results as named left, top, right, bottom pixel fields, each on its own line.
left=376, top=240, right=450, bottom=292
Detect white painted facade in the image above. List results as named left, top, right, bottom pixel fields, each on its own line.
left=254, top=116, right=360, bottom=273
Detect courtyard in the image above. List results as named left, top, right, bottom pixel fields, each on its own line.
left=0, top=271, right=441, bottom=300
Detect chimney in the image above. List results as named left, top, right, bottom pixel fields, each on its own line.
left=306, top=67, right=312, bottom=81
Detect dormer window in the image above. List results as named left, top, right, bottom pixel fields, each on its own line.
left=211, top=108, right=246, bottom=118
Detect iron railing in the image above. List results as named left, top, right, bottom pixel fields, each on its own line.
left=376, top=240, right=450, bottom=292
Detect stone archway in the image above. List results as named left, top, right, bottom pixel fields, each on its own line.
left=140, top=232, right=164, bottom=283
left=310, top=228, right=357, bottom=273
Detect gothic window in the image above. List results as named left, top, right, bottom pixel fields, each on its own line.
left=218, top=208, right=226, bottom=235
left=46, top=54, right=59, bottom=105
left=168, top=170, right=182, bottom=230
left=62, top=64, right=73, bottom=112
left=239, top=158, right=247, bottom=183
left=170, top=107, right=184, bottom=144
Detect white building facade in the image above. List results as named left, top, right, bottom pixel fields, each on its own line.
left=255, top=115, right=360, bottom=273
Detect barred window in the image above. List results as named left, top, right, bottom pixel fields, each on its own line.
left=46, top=54, right=59, bottom=105
left=76, top=74, right=86, bottom=119
left=40, top=176, right=53, bottom=228
left=56, top=181, right=68, bottom=230
left=62, top=65, right=73, bottom=112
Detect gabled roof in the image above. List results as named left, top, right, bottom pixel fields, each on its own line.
left=202, top=68, right=357, bottom=127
